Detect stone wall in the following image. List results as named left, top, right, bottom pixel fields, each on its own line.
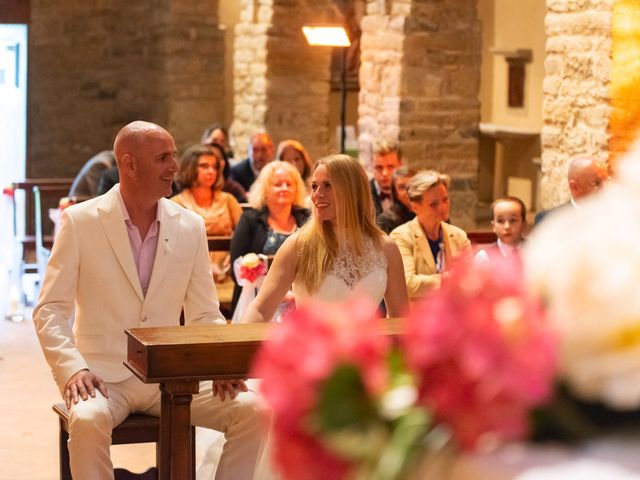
left=540, top=0, right=612, bottom=208
left=359, top=0, right=481, bottom=228
left=231, top=0, right=334, bottom=161
left=28, top=0, right=224, bottom=178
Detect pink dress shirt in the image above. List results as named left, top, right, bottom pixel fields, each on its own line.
left=116, top=188, right=160, bottom=296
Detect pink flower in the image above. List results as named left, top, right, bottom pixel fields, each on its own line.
left=239, top=253, right=267, bottom=283
left=252, top=297, right=390, bottom=480
left=404, top=255, right=558, bottom=450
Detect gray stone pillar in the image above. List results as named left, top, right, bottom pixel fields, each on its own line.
left=28, top=0, right=224, bottom=177
left=359, top=0, right=481, bottom=228
left=540, top=0, right=612, bottom=208
left=231, top=0, right=334, bottom=161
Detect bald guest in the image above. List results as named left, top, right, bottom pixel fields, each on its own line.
left=33, top=120, right=269, bottom=480
left=535, top=156, right=608, bottom=224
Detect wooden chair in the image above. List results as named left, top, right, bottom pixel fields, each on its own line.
left=52, top=403, right=195, bottom=480
left=32, top=186, right=52, bottom=300
left=11, top=179, right=72, bottom=304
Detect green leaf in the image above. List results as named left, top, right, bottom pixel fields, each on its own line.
left=314, top=363, right=379, bottom=432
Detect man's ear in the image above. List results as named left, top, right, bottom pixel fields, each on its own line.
left=120, top=153, right=135, bottom=178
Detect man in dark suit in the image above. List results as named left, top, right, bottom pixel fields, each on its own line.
left=229, top=133, right=275, bottom=191
left=535, top=156, right=608, bottom=224
left=370, top=140, right=402, bottom=216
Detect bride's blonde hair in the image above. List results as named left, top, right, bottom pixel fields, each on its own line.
left=296, top=154, right=384, bottom=292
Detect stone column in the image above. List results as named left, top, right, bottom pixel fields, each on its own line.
left=154, top=0, right=225, bottom=149
left=231, top=0, right=334, bottom=161
left=28, top=0, right=224, bottom=177
left=540, top=0, right=612, bottom=208
left=359, top=0, right=481, bottom=228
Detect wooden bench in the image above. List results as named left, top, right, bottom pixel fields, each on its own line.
left=467, top=231, right=497, bottom=253
left=52, top=403, right=195, bottom=480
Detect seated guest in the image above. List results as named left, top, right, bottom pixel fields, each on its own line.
left=475, top=196, right=527, bottom=263
left=33, top=120, right=267, bottom=479
left=171, top=144, right=242, bottom=281
left=203, top=140, right=247, bottom=203
left=390, top=170, right=471, bottom=300
left=377, top=166, right=416, bottom=233
left=96, top=165, right=119, bottom=196
left=230, top=161, right=310, bottom=314
left=201, top=123, right=234, bottom=163
left=370, top=140, right=402, bottom=215
left=535, top=156, right=608, bottom=224
left=230, top=132, right=275, bottom=192
left=276, top=139, right=314, bottom=193
left=68, top=150, right=115, bottom=198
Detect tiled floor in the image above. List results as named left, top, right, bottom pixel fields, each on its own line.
left=0, top=313, right=154, bottom=480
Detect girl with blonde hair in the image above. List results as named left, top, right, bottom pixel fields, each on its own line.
left=241, top=154, right=408, bottom=322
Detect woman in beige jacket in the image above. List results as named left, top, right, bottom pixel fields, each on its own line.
left=390, top=170, right=471, bottom=300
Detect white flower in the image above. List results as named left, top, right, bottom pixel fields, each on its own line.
left=524, top=143, right=640, bottom=409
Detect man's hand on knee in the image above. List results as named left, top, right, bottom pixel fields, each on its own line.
left=212, top=379, right=248, bottom=401
left=64, top=369, right=109, bottom=409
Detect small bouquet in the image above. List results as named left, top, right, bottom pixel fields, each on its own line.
left=238, top=253, right=267, bottom=283
left=231, top=253, right=268, bottom=323
left=252, top=256, right=558, bottom=479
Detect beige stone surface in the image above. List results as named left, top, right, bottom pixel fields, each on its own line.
left=540, top=0, right=612, bottom=209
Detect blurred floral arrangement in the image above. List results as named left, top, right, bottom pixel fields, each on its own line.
left=253, top=256, right=558, bottom=480
left=524, top=149, right=640, bottom=414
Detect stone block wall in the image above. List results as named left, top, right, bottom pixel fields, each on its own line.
left=28, top=0, right=224, bottom=178
left=540, top=0, right=612, bottom=208
left=231, top=0, right=334, bottom=161
left=359, top=0, right=481, bottom=228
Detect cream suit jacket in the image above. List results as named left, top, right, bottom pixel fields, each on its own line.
left=390, top=218, right=471, bottom=299
left=33, top=186, right=225, bottom=393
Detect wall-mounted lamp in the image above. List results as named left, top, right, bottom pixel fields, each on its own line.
left=302, top=25, right=351, bottom=153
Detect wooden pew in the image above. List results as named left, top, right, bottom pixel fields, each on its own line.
left=207, top=236, right=233, bottom=317
left=467, top=230, right=497, bottom=253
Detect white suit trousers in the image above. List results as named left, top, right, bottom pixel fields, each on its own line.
left=66, top=375, right=268, bottom=480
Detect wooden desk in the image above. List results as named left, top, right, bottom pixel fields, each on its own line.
left=125, top=319, right=403, bottom=480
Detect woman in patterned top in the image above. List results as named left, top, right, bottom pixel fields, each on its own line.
left=229, top=161, right=310, bottom=315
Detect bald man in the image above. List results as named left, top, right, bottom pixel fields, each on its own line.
left=535, top=156, right=608, bottom=224
left=33, top=121, right=267, bottom=479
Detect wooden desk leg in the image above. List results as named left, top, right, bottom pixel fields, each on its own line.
left=159, top=380, right=199, bottom=480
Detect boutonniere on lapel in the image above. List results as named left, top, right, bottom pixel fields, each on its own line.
left=164, top=237, right=169, bottom=254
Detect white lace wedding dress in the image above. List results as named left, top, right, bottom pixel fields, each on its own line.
left=200, top=239, right=388, bottom=480
left=293, top=237, right=388, bottom=305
